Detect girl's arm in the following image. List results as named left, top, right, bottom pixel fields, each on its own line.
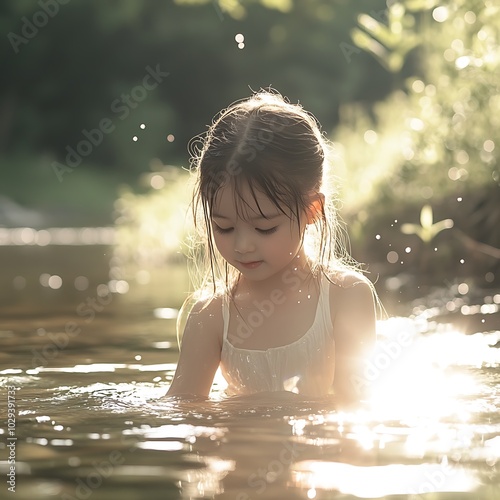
left=166, top=297, right=223, bottom=398
left=330, top=274, right=377, bottom=407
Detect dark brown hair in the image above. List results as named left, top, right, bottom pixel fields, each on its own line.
left=188, top=90, right=355, bottom=296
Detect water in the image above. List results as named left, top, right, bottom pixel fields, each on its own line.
left=1, top=243, right=500, bottom=499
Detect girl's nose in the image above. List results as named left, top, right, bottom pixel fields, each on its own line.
left=233, top=229, right=255, bottom=254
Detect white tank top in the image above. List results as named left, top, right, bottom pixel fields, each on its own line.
left=220, top=275, right=335, bottom=397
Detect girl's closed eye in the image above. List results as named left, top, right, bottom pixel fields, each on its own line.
left=256, top=226, right=278, bottom=235
left=212, top=223, right=233, bottom=234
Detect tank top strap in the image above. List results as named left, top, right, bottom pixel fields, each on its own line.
left=221, top=294, right=230, bottom=340
left=318, top=273, right=333, bottom=331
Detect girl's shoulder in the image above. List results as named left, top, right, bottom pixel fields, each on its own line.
left=324, top=267, right=377, bottom=315
left=177, top=291, right=225, bottom=347
left=189, top=292, right=225, bottom=327
left=325, top=267, right=373, bottom=290
left=325, top=268, right=378, bottom=339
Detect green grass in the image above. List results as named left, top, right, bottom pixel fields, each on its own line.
left=0, top=155, right=136, bottom=226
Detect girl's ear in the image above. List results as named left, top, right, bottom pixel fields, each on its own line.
left=306, top=192, right=325, bottom=224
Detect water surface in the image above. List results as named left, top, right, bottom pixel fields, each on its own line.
left=1, top=245, right=499, bottom=499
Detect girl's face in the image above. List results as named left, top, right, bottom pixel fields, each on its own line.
left=210, top=183, right=308, bottom=282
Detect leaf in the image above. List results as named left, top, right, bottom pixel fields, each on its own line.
left=260, top=0, right=293, bottom=13
left=420, top=204, right=433, bottom=229
left=401, top=223, right=420, bottom=235
left=433, top=219, right=454, bottom=232
left=357, top=14, right=396, bottom=47
left=351, top=28, right=390, bottom=66
left=403, top=0, right=440, bottom=12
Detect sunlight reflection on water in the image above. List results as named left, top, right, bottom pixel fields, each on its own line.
left=1, top=309, right=499, bottom=499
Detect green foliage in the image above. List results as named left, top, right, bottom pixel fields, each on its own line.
left=2, top=0, right=390, bottom=188
left=336, top=0, right=500, bottom=210
left=175, top=0, right=293, bottom=19
left=0, top=155, right=119, bottom=225
left=352, top=2, right=421, bottom=72
left=333, top=0, right=500, bottom=285
left=332, top=91, right=412, bottom=211
left=113, top=163, right=192, bottom=267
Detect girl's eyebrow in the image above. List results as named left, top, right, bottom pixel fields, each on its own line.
left=212, top=212, right=281, bottom=221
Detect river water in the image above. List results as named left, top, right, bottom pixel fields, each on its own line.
left=1, top=237, right=499, bottom=499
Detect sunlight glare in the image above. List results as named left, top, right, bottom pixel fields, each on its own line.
left=364, top=324, right=490, bottom=420
left=290, top=460, right=477, bottom=497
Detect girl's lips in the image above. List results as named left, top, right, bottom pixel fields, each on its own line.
left=238, top=260, right=263, bottom=269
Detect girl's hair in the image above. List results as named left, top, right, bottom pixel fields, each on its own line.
left=185, top=89, right=359, bottom=301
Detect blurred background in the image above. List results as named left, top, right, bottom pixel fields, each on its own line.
left=1, top=0, right=499, bottom=317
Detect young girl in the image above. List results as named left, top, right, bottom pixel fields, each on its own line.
left=167, top=90, right=377, bottom=405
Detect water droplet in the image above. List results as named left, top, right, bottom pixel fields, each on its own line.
left=460, top=259, right=465, bottom=264
left=97, top=284, right=109, bottom=297
left=375, top=234, right=381, bottom=240
left=39, top=273, right=51, bottom=287
left=464, top=10, right=476, bottom=24
left=364, top=130, right=377, bottom=144
left=457, top=197, right=463, bottom=202
left=405, top=247, right=411, bottom=253
left=432, top=6, right=449, bottom=23
left=387, top=251, right=398, bottom=264
left=235, top=33, right=245, bottom=49
left=412, top=80, right=425, bottom=93
left=456, top=150, right=469, bottom=164
left=483, top=139, right=495, bottom=152
left=150, top=174, right=165, bottom=189
left=48, top=275, right=62, bottom=289
left=74, top=276, right=89, bottom=291
left=68, top=456, right=81, bottom=467
left=132, top=136, right=138, bottom=142
left=140, top=123, right=146, bottom=129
